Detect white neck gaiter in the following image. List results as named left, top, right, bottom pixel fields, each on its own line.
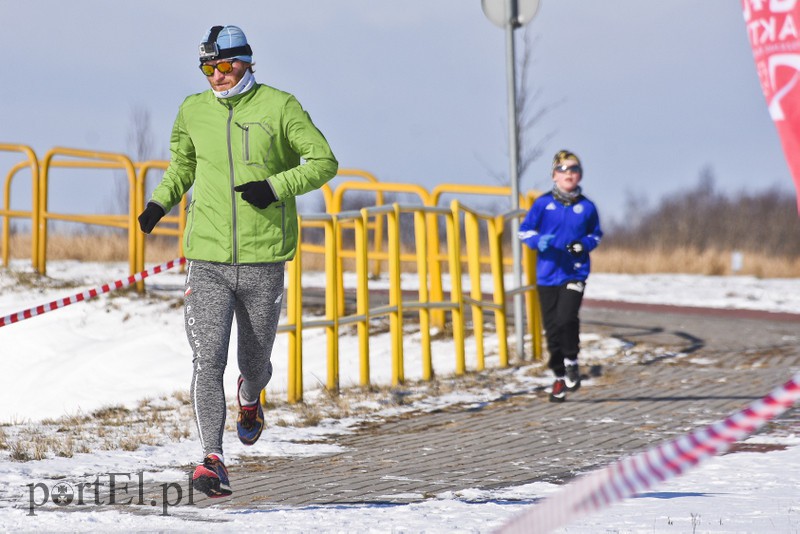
left=213, top=68, right=256, bottom=99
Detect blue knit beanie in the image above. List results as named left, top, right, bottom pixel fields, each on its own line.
left=199, top=25, right=252, bottom=64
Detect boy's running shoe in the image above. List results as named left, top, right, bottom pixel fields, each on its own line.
left=192, top=454, right=232, bottom=498
left=549, top=378, right=567, bottom=403
left=237, top=375, right=265, bottom=445
left=565, top=365, right=581, bottom=391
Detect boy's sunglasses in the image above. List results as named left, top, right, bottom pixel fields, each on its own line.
left=554, top=164, right=582, bottom=174
left=199, top=60, right=237, bottom=76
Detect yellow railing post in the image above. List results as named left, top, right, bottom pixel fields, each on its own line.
left=354, top=208, right=371, bottom=386
left=413, top=208, right=433, bottom=380
left=287, top=222, right=304, bottom=403
left=325, top=215, right=340, bottom=394
left=488, top=215, right=509, bottom=367
left=446, top=200, right=466, bottom=375
left=462, top=207, right=486, bottom=371
left=387, top=203, right=404, bottom=385
left=0, top=145, right=39, bottom=269
left=425, top=207, right=445, bottom=331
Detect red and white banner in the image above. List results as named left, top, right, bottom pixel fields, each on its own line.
left=496, top=370, right=800, bottom=534
left=743, top=0, right=800, bottom=212
left=0, top=257, right=186, bottom=328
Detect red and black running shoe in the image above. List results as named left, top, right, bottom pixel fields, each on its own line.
left=549, top=378, right=567, bottom=403
left=236, top=375, right=265, bottom=445
left=192, top=454, right=232, bottom=498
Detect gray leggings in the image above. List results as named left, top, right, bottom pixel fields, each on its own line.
left=184, top=260, right=285, bottom=458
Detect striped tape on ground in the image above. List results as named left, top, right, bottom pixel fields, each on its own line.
left=496, top=370, right=800, bottom=534
left=0, top=257, right=186, bottom=328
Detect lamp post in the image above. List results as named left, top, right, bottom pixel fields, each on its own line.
left=482, top=0, right=539, bottom=359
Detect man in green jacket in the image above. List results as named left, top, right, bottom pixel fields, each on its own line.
left=138, top=25, right=338, bottom=498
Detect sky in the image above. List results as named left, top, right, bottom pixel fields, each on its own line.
left=0, top=260, right=799, bottom=531
left=0, top=1, right=793, bottom=225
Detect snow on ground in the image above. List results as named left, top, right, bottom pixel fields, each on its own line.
left=587, top=272, right=800, bottom=314
left=1, top=260, right=799, bottom=532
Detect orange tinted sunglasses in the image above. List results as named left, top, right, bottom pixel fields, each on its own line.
left=199, top=60, right=237, bottom=76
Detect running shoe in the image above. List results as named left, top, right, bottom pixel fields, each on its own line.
left=192, top=454, right=232, bottom=498
left=236, top=375, right=265, bottom=445
left=565, top=364, right=581, bottom=391
left=549, top=378, right=567, bottom=403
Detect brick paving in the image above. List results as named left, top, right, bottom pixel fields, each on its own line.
left=14, top=305, right=800, bottom=517
left=195, top=305, right=800, bottom=509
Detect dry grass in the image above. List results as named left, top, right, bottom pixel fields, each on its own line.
left=2, top=392, right=196, bottom=462
left=592, top=247, right=800, bottom=278
left=6, top=233, right=180, bottom=264
left=6, top=232, right=800, bottom=278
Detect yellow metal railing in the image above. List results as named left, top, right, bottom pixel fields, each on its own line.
left=313, top=168, right=387, bottom=279
left=0, top=144, right=39, bottom=268
left=453, top=199, right=510, bottom=369
left=134, top=160, right=187, bottom=291
left=38, top=147, right=138, bottom=276
left=427, top=184, right=534, bottom=330
left=1, top=145, right=545, bottom=403
left=281, top=199, right=546, bottom=401
left=292, top=203, right=468, bottom=397
left=330, top=181, right=433, bottom=316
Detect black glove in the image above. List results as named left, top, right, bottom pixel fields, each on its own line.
left=138, top=202, right=165, bottom=234
left=234, top=180, right=278, bottom=209
left=567, top=240, right=585, bottom=257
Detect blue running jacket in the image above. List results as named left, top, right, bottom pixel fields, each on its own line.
left=518, top=192, right=603, bottom=286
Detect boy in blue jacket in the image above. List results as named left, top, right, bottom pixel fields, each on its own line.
left=518, top=150, right=603, bottom=402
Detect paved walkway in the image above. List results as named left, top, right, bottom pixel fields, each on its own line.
left=16, top=305, right=800, bottom=517
left=196, top=305, right=800, bottom=509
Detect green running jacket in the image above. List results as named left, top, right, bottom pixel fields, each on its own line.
left=150, top=83, right=338, bottom=264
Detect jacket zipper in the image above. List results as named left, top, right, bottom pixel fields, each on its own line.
left=225, top=103, right=238, bottom=264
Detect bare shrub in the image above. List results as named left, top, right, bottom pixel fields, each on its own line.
left=9, top=441, right=31, bottom=462
left=607, top=169, right=800, bottom=259
left=55, top=436, right=74, bottom=458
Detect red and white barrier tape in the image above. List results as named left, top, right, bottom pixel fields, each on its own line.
left=496, top=371, right=800, bottom=534
left=0, top=257, right=186, bottom=328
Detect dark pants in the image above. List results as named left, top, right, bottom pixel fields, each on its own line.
left=538, top=281, right=585, bottom=377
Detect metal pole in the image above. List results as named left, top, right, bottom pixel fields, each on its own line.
left=505, top=0, right=525, bottom=360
